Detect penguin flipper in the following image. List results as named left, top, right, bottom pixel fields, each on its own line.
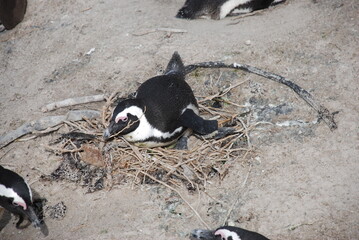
left=164, top=51, right=185, bottom=75
left=179, top=109, right=218, bottom=135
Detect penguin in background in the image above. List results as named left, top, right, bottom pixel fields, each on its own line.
left=176, top=0, right=286, bottom=20
left=190, top=226, right=270, bottom=240
left=0, top=0, right=27, bottom=31
left=104, top=52, right=233, bottom=149
left=0, top=165, right=47, bottom=234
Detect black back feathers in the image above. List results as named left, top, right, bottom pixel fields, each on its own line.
left=0, top=165, right=45, bottom=230
left=135, top=71, right=197, bottom=133
left=0, top=165, right=32, bottom=206
left=104, top=52, right=220, bottom=147
left=215, top=226, right=270, bottom=240
left=0, top=0, right=27, bottom=30
left=176, top=0, right=286, bottom=20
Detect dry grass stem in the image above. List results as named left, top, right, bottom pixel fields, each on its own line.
left=46, top=81, right=258, bottom=211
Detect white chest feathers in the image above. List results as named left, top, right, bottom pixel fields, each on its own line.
left=219, top=0, right=251, bottom=19
left=118, top=104, right=199, bottom=145
left=123, top=116, right=184, bottom=143
left=0, top=184, right=30, bottom=210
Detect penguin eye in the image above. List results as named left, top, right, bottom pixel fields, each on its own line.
left=12, top=202, right=19, bottom=207
left=121, top=117, right=128, bottom=122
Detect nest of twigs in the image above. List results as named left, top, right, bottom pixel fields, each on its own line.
left=43, top=83, right=254, bottom=192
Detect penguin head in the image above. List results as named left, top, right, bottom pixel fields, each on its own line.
left=103, top=99, right=143, bottom=140
left=191, top=226, right=269, bottom=240
left=3, top=198, right=41, bottom=228
left=0, top=166, right=42, bottom=228
left=190, top=227, right=243, bottom=240
left=190, top=229, right=217, bottom=240
left=176, top=0, right=218, bottom=19
left=191, top=228, right=241, bottom=240
left=176, top=0, right=205, bottom=19
left=213, top=228, right=241, bottom=240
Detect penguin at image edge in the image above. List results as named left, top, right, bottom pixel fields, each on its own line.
left=176, top=0, right=286, bottom=20
left=104, top=52, right=233, bottom=148
left=0, top=0, right=27, bottom=31
left=190, top=225, right=270, bottom=240
left=0, top=165, right=44, bottom=230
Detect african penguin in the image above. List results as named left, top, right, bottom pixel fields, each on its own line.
left=0, top=165, right=42, bottom=229
left=103, top=52, right=222, bottom=148
left=190, top=226, right=270, bottom=240
left=0, top=0, right=27, bottom=30
left=176, top=0, right=286, bottom=20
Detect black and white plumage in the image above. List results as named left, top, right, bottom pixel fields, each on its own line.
left=103, top=52, right=220, bottom=148
left=0, top=0, right=27, bottom=31
left=176, top=0, right=286, bottom=20
left=0, top=165, right=41, bottom=229
left=190, top=226, right=270, bottom=240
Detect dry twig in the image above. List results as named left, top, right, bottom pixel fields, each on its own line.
left=0, top=110, right=100, bottom=149
left=140, top=170, right=210, bottom=229
left=185, top=62, right=337, bottom=130
left=132, top=28, right=187, bottom=36
left=41, top=94, right=105, bottom=112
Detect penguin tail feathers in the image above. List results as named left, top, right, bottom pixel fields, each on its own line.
left=165, top=51, right=185, bottom=76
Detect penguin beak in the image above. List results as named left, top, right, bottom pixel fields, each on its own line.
left=24, top=205, right=42, bottom=228
left=25, top=205, right=49, bottom=236
left=190, top=229, right=216, bottom=240
left=103, top=121, right=118, bottom=141
left=103, top=127, right=111, bottom=140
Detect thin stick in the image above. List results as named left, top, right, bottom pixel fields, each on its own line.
left=44, top=145, right=82, bottom=154
left=227, top=9, right=266, bottom=25
left=0, top=146, right=14, bottom=160
left=222, top=164, right=252, bottom=225
left=41, top=94, right=105, bottom=112
left=185, top=62, right=337, bottom=130
left=156, top=28, right=188, bottom=33
left=140, top=171, right=210, bottom=229
left=198, top=79, right=248, bottom=103
left=0, top=110, right=100, bottom=149
left=102, top=91, right=118, bottom=127
left=132, top=28, right=187, bottom=36
left=238, top=118, right=251, bottom=149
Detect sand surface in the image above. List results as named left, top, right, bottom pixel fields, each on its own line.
left=0, top=0, right=358, bottom=239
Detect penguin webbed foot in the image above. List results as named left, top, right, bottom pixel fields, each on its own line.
left=15, top=215, right=30, bottom=229
left=175, top=136, right=188, bottom=150
left=197, top=127, right=236, bottom=140
left=213, top=127, right=236, bottom=139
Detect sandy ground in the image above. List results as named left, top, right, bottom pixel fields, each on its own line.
left=0, top=0, right=358, bottom=239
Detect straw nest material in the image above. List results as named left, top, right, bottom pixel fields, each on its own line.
left=42, top=84, right=252, bottom=193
